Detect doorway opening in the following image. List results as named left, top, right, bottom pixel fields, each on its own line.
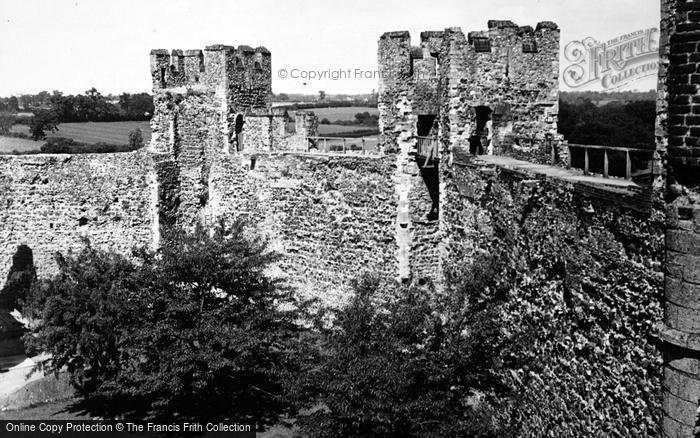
left=417, top=114, right=437, bottom=137
left=234, top=115, right=244, bottom=152
left=469, top=106, right=492, bottom=155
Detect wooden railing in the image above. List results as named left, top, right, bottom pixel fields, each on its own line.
left=567, top=144, right=653, bottom=180
left=416, top=136, right=438, bottom=167
left=307, top=136, right=379, bottom=154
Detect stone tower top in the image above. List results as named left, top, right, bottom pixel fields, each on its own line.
left=149, top=44, right=271, bottom=92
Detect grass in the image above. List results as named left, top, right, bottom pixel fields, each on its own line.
left=12, top=121, right=152, bottom=146
left=317, top=124, right=376, bottom=135
left=0, top=136, right=43, bottom=154
left=288, top=106, right=377, bottom=121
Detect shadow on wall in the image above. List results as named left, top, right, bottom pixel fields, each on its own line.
left=0, top=245, right=35, bottom=359
left=420, top=165, right=439, bottom=221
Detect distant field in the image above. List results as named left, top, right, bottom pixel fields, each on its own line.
left=12, top=121, right=152, bottom=146
left=286, top=106, right=378, bottom=121
left=0, top=136, right=43, bottom=154
left=317, top=124, right=376, bottom=135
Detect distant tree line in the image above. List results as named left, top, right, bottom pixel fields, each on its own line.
left=273, top=90, right=378, bottom=105
left=558, top=97, right=656, bottom=149
left=0, top=89, right=154, bottom=123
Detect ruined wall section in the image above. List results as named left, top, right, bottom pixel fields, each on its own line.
left=412, top=32, right=442, bottom=116
left=437, top=27, right=473, bottom=154
left=207, top=153, right=399, bottom=305
left=0, top=152, right=155, bottom=283
left=150, top=45, right=272, bottom=114
left=150, top=89, right=225, bottom=230
left=444, top=154, right=664, bottom=436
left=658, top=0, right=700, bottom=436
left=458, top=20, right=559, bottom=155
left=378, top=31, right=416, bottom=153
left=378, top=32, right=439, bottom=283
left=225, top=45, right=272, bottom=115
left=149, top=43, right=277, bottom=230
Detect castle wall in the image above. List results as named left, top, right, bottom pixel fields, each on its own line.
left=658, top=0, right=700, bottom=436
left=378, top=31, right=415, bottom=153
left=441, top=151, right=664, bottom=435
left=150, top=45, right=272, bottom=115
left=207, top=153, right=400, bottom=304
left=150, top=91, right=225, bottom=230
left=407, top=163, right=441, bottom=281
left=0, top=152, right=156, bottom=283
left=0, top=150, right=401, bottom=307
left=436, top=22, right=559, bottom=157
left=378, top=21, right=559, bottom=157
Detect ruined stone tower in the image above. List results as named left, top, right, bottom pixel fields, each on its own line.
left=378, top=21, right=560, bottom=156
left=148, top=44, right=283, bottom=230
left=376, top=21, right=560, bottom=287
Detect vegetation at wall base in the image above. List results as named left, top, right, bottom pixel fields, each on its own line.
left=22, top=220, right=313, bottom=426
left=292, top=175, right=663, bottom=437
left=291, top=275, right=506, bottom=438
left=14, top=169, right=663, bottom=435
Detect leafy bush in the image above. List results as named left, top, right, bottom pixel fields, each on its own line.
left=40, top=137, right=75, bottom=153
left=0, top=111, right=14, bottom=135
left=23, top=220, right=311, bottom=425
left=128, top=128, right=144, bottom=149
left=293, top=276, right=505, bottom=438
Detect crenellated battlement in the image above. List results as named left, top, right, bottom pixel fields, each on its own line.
left=378, top=20, right=559, bottom=90
left=150, top=44, right=272, bottom=93
left=378, top=20, right=560, bottom=156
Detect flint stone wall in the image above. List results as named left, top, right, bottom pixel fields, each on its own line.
left=208, top=153, right=399, bottom=304
left=0, top=152, right=155, bottom=282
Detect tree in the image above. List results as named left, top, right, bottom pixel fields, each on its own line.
left=8, top=96, right=19, bottom=112
left=0, top=111, right=14, bottom=135
left=29, top=109, right=59, bottom=140
left=119, top=93, right=154, bottom=120
left=318, top=90, right=326, bottom=102
left=128, top=128, right=144, bottom=149
left=23, top=220, right=311, bottom=425
left=558, top=97, right=655, bottom=148
left=293, top=276, right=504, bottom=438
left=36, top=91, right=50, bottom=106
left=19, top=94, right=32, bottom=110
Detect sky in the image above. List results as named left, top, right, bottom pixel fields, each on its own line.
left=0, top=0, right=660, bottom=96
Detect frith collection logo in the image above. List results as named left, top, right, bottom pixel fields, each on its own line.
left=563, top=28, right=659, bottom=90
